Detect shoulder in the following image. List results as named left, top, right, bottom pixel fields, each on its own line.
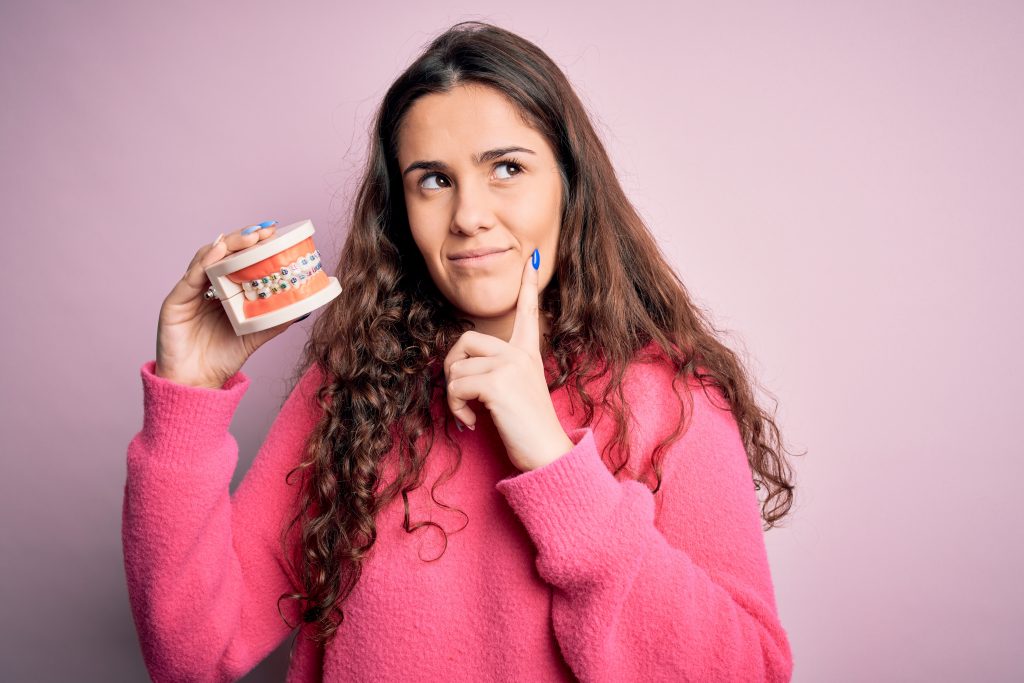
left=565, top=341, right=732, bottom=478
left=618, top=341, right=741, bottom=465
left=621, top=341, right=730, bottom=418
left=279, top=361, right=329, bottom=427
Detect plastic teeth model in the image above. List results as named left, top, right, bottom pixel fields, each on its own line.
left=203, top=219, right=342, bottom=336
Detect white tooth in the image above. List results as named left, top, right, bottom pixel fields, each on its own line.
left=244, top=288, right=258, bottom=301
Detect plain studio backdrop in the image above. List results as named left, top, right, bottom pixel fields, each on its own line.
left=2, top=1, right=1021, bottom=681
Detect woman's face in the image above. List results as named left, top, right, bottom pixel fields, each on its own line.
left=396, top=83, right=563, bottom=339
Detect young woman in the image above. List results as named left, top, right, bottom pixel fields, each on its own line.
left=125, top=21, right=797, bottom=682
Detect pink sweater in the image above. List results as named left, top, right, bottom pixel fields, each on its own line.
left=123, top=347, right=793, bottom=682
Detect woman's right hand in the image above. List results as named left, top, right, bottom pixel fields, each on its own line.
left=155, top=223, right=302, bottom=389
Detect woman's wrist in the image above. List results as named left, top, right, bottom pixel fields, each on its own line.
left=153, top=361, right=225, bottom=390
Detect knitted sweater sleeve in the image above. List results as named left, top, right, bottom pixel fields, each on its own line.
left=122, top=360, right=322, bottom=683
left=494, top=380, right=794, bottom=682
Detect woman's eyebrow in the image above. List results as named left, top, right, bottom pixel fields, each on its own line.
left=402, top=146, right=536, bottom=177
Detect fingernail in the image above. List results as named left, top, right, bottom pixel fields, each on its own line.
left=455, top=418, right=464, bottom=432
left=531, top=248, right=540, bottom=270
left=296, top=313, right=311, bottom=322
left=212, top=232, right=224, bottom=247
left=258, top=220, right=278, bottom=228
left=241, top=225, right=260, bottom=235
left=466, top=422, right=475, bottom=431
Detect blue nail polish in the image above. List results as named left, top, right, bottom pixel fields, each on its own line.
left=531, top=248, right=540, bottom=270
left=258, top=220, right=277, bottom=228
left=296, top=312, right=311, bottom=321
left=241, top=225, right=260, bottom=235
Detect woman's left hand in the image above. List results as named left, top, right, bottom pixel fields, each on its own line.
left=444, top=250, right=575, bottom=472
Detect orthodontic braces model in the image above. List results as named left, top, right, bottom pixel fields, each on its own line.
left=242, top=250, right=323, bottom=300
left=203, top=219, right=342, bottom=336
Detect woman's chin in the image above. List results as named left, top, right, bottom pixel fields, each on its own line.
left=452, top=299, right=516, bottom=320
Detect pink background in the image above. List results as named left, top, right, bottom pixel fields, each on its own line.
left=2, top=1, right=1021, bottom=681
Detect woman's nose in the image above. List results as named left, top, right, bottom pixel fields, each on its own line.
left=450, top=181, right=496, bottom=235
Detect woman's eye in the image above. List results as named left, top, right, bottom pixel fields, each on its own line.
left=418, top=161, right=521, bottom=190
left=495, top=161, right=522, bottom=179
left=420, top=173, right=449, bottom=190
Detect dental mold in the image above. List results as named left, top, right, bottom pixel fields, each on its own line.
left=204, top=219, right=342, bottom=335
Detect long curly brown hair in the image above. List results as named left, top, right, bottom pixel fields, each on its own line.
left=274, top=20, right=801, bottom=651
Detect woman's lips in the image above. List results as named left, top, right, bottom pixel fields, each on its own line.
left=448, top=248, right=512, bottom=267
